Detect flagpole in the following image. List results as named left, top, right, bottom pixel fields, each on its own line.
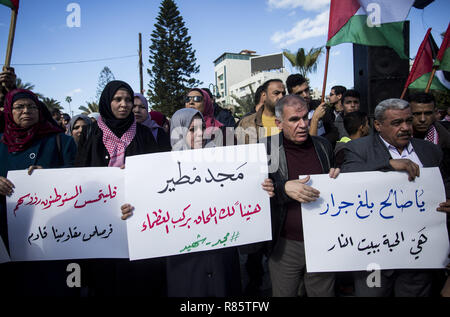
left=3, top=7, right=18, bottom=70
left=425, top=66, right=437, bottom=93
left=321, top=46, right=330, bottom=103
left=400, top=85, right=408, bottom=99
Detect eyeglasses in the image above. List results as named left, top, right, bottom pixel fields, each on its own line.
left=12, top=104, right=39, bottom=112
left=185, top=96, right=203, bottom=103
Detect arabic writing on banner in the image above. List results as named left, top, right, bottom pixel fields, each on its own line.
left=125, top=143, right=272, bottom=260
left=6, top=167, right=128, bottom=261
left=0, top=236, right=10, bottom=264
left=301, top=168, right=450, bottom=272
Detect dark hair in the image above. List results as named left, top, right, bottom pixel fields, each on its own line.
left=62, top=113, right=71, bottom=121
left=51, top=108, right=61, bottom=116
left=343, top=89, right=360, bottom=103
left=254, top=85, right=264, bottom=105
left=201, top=87, right=214, bottom=99
left=286, top=74, right=307, bottom=94
left=343, top=111, right=368, bottom=136
left=261, top=79, right=283, bottom=93
left=331, top=85, right=346, bottom=96
left=407, top=92, right=435, bottom=106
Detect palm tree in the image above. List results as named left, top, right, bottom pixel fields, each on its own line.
left=230, top=84, right=255, bottom=118
left=65, top=96, right=73, bottom=116
left=78, top=101, right=99, bottom=115
left=283, top=47, right=324, bottom=78
left=42, top=97, right=63, bottom=111
left=15, top=77, right=44, bottom=99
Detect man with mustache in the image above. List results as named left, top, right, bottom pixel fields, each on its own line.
left=341, top=98, right=450, bottom=297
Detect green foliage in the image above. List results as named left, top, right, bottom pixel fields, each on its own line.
left=96, top=66, right=116, bottom=100
left=283, top=47, right=324, bottom=78
left=42, top=97, right=63, bottom=111
left=147, top=0, right=201, bottom=116
left=231, top=85, right=255, bottom=118
left=78, top=101, right=99, bottom=115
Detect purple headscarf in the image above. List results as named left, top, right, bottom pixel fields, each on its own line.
left=134, top=93, right=161, bottom=141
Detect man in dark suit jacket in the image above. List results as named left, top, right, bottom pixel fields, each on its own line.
left=341, top=98, right=449, bottom=297
left=263, top=94, right=339, bottom=297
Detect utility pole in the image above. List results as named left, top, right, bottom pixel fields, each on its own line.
left=139, top=33, right=144, bottom=94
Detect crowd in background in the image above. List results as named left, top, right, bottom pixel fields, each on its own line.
left=0, top=66, right=449, bottom=297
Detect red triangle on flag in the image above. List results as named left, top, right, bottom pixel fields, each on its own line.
left=327, top=0, right=360, bottom=42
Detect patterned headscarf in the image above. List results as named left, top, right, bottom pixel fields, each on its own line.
left=1, top=89, right=63, bottom=153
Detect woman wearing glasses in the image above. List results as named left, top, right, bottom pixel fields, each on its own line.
left=0, top=89, right=77, bottom=295
left=184, top=89, right=227, bottom=145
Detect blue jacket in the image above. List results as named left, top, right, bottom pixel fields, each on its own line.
left=0, top=132, right=77, bottom=245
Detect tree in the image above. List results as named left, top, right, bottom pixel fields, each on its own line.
left=96, top=66, right=116, bottom=99
left=65, top=96, right=73, bottom=116
left=230, top=84, right=255, bottom=118
left=15, top=77, right=44, bottom=99
left=147, top=0, right=202, bottom=116
left=283, top=47, right=324, bottom=78
left=79, top=101, right=99, bottom=115
left=42, top=97, right=63, bottom=112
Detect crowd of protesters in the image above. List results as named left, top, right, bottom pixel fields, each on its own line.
left=0, top=66, right=449, bottom=297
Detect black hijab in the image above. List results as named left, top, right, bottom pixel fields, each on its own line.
left=99, top=80, right=135, bottom=137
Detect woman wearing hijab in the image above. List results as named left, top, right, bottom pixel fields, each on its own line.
left=121, top=108, right=275, bottom=296
left=75, top=80, right=162, bottom=167
left=67, top=114, right=92, bottom=145
left=74, top=80, right=166, bottom=296
left=168, top=108, right=242, bottom=296
left=185, top=88, right=237, bottom=147
left=133, top=93, right=171, bottom=151
left=150, top=110, right=170, bottom=135
left=0, top=89, right=77, bottom=295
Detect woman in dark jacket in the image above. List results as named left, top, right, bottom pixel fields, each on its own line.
left=122, top=108, right=243, bottom=297
left=74, top=80, right=166, bottom=296
left=0, top=89, right=77, bottom=296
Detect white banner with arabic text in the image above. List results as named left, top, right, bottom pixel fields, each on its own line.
left=302, top=168, right=449, bottom=272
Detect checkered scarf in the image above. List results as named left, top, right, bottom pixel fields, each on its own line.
left=425, top=124, right=439, bottom=145
left=97, top=116, right=136, bottom=167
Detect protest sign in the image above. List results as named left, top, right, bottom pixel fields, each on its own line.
left=302, top=168, right=449, bottom=272
left=125, top=144, right=272, bottom=260
left=6, top=167, right=128, bottom=261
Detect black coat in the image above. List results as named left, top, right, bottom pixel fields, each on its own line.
left=74, top=122, right=168, bottom=296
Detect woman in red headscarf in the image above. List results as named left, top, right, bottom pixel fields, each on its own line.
left=184, top=88, right=239, bottom=147
left=0, top=89, right=77, bottom=296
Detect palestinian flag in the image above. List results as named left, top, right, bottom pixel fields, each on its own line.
left=0, top=0, right=18, bottom=11
left=327, top=0, right=414, bottom=59
left=404, top=28, right=446, bottom=91
left=434, top=23, right=450, bottom=89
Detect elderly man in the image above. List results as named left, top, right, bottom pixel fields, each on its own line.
left=341, top=98, right=450, bottom=296
left=263, top=94, right=339, bottom=297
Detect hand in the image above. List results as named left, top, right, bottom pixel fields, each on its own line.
left=28, top=165, right=43, bottom=175
left=121, top=203, right=134, bottom=220
left=389, top=159, right=420, bottom=181
left=329, top=168, right=340, bottom=179
left=261, top=178, right=275, bottom=197
left=0, top=66, right=17, bottom=91
left=0, top=176, right=14, bottom=196
left=120, top=165, right=125, bottom=170
left=284, top=176, right=320, bottom=203
left=311, top=103, right=326, bottom=122
left=437, top=199, right=450, bottom=213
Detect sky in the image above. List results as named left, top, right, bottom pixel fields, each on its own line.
left=0, top=0, right=449, bottom=116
